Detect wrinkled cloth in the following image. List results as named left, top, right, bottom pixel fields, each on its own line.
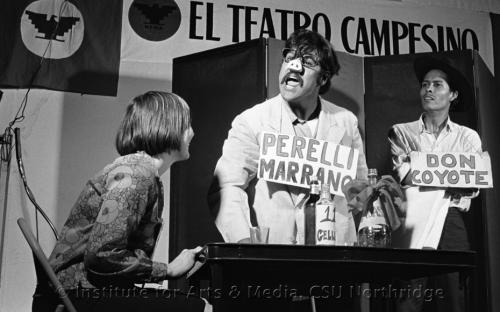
left=342, top=175, right=405, bottom=231
left=394, top=187, right=449, bottom=249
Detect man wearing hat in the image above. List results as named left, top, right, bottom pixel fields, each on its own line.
left=388, top=56, right=482, bottom=311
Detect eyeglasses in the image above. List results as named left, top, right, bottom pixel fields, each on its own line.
left=282, top=48, right=320, bottom=69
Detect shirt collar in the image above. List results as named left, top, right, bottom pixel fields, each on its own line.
left=282, top=97, right=322, bottom=125
left=418, top=114, right=457, bottom=134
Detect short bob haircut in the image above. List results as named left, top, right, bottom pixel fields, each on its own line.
left=115, top=91, right=191, bottom=156
left=284, top=29, right=340, bottom=94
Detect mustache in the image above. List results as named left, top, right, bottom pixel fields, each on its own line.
left=280, top=72, right=303, bottom=87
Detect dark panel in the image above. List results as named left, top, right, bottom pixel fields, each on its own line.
left=171, top=39, right=268, bottom=278
left=475, top=50, right=498, bottom=312
left=488, top=13, right=500, bottom=312
left=266, top=38, right=285, bottom=98
left=365, top=54, right=420, bottom=174
left=326, top=52, right=365, bottom=139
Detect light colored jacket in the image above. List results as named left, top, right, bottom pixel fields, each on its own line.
left=209, top=95, right=368, bottom=244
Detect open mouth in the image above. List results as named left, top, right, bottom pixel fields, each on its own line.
left=281, top=72, right=303, bottom=87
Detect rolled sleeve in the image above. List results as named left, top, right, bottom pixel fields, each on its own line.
left=450, top=196, right=471, bottom=212
left=388, top=126, right=412, bottom=183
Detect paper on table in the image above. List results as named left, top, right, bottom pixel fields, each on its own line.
left=392, top=186, right=449, bottom=249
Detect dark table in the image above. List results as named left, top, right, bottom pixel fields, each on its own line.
left=188, top=243, right=477, bottom=311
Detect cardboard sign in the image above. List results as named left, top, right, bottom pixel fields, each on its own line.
left=409, top=151, right=493, bottom=188
left=257, top=132, right=359, bottom=196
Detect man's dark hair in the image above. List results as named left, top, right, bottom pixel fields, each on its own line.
left=414, top=56, right=471, bottom=109
left=285, top=29, right=340, bottom=94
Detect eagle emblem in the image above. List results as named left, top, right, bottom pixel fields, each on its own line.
left=134, top=3, right=176, bottom=28
left=129, top=0, right=181, bottom=41
left=25, top=11, right=80, bottom=42
left=20, top=0, right=84, bottom=59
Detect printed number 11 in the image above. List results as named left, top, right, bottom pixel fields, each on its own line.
left=320, top=206, right=335, bottom=223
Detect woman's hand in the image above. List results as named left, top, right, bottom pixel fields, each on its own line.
left=166, top=246, right=203, bottom=279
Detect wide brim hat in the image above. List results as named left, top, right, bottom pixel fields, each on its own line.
left=413, top=55, right=471, bottom=97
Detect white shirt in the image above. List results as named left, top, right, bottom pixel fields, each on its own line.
left=389, top=115, right=482, bottom=211
left=388, top=115, right=482, bottom=249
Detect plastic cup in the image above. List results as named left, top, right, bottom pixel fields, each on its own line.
left=250, top=226, right=269, bottom=244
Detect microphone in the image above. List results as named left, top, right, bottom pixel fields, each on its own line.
left=14, top=128, right=25, bottom=179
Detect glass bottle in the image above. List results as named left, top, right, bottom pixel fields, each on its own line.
left=304, top=177, right=320, bottom=245
left=358, top=168, right=391, bottom=247
left=315, top=183, right=336, bottom=245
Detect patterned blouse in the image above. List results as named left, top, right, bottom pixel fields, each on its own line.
left=47, top=152, right=168, bottom=289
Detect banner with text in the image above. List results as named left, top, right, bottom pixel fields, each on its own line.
left=410, top=151, right=493, bottom=188
left=121, top=0, right=494, bottom=73
left=258, top=132, right=359, bottom=196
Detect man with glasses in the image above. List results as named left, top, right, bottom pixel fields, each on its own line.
left=209, top=29, right=367, bottom=245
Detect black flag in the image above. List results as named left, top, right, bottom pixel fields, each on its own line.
left=0, top=0, right=122, bottom=96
